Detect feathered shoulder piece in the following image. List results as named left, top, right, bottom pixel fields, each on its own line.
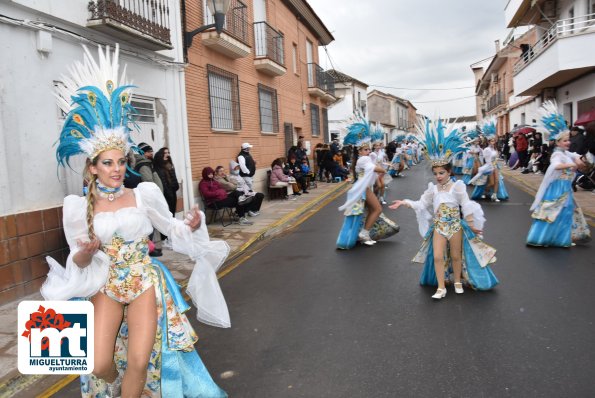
left=343, top=113, right=372, bottom=148
left=413, top=117, right=470, bottom=166
left=55, top=44, right=137, bottom=167
left=538, top=100, right=568, bottom=141
left=480, top=116, right=497, bottom=139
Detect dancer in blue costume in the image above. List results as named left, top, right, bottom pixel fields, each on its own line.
left=41, top=45, right=228, bottom=397
left=337, top=116, right=396, bottom=248
left=390, top=118, right=498, bottom=299
left=462, top=133, right=480, bottom=184
left=469, top=117, right=509, bottom=201
left=527, top=101, right=591, bottom=247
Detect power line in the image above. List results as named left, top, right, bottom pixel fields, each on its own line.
left=369, top=84, right=474, bottom=91
left=413, top=95, right=476, bottom=104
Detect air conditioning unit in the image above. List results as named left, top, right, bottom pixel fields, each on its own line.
left=543, top=0, right=556, bottom=19
left=542, top=87, right=556, bottom=100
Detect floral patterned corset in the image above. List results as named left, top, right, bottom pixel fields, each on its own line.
left=102, top=235, right=152, bottom=276
left=100, top=235, right=156, bottom=304
left=559, top=168, right=574, bottom=181
left=433, top=203, right=462, bottom=239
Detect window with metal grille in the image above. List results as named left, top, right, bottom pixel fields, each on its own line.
left=322, top=108, right=329, bottom=142
left=207, top=65, right=241, bottom=130
left=258, top=84, right=279, bottom=133
left=131, top=97, right=156, bottom=123
left=310, top=103, right=320, bottom=137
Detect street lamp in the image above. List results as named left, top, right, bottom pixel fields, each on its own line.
left=185, top=0, right=231, bottom=48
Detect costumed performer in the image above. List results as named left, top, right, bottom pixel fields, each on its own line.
left=461, top=131, right=480, bottom=184
left=389, top=118, right=498, bottom=299
left=526, top=101, right=591, bottom=247
left=337, top=116, right=393, bottom=248
left=41, top=44, right=229, bottom=398
left=370, top=128, right=388, bottom=205
left=469, top=117, right=509, bottom=201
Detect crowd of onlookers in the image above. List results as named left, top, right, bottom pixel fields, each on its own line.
left=499, top=121, right=595, bottom=192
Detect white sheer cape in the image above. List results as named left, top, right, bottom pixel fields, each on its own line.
left=404, top=180, right=485, bottom=237
left=338, top=156, right=377, bottom=212
left=530, top=150, right=579, bottom=211
left=41, top=182, right=231, bottom=328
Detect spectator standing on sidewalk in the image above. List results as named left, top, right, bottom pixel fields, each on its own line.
left=237, top=142, right=256, bottom=190
left=153, top=147, right=179, bottom=216
left=135, top=142, right=164, bottom=192
left=569, top=126, right=587, bottom=154
left=135, top=142, right=164, bottom=256
left=515, top=133, right=529, bottom=170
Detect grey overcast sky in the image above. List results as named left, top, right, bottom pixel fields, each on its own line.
left=308, top=0, right=508, bottom=118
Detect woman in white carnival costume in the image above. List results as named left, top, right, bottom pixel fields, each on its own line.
left=337, top=116, right=399, bottom=248
left=461, top=132, right=480, bottom=184
left=41, top=45, right=229, bottom=397
left=526, top=101, right=591, bottom=247
left=369, top=128, right=388, bottom=205
left=469, top=117, right=509, bottom=201
left=390, top=119, right=498, bottom=299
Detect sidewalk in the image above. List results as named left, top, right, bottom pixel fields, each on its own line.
left=0, top=181, right=349, bottom=398
left=500, top=166, right=595, bottom=225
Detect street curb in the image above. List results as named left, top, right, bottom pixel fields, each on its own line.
left=501, top=169, right=595, bottom=227
left=14, top=182, right=350, bottom=398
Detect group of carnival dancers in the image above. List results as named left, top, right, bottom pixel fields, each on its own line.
left=336, top=104, right=590, bottom=300
left=38, top=44, right=591, bottom=398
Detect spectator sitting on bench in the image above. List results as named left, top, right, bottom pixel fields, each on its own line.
left=301, top=158, right=315, bottom=182
left=227, top=162, right=264, bottom=216
left=284, top=154, right=309, bottom=194
left=270, top=158, right=298, bottom=199
left=199, top=166, right=253, bottom=225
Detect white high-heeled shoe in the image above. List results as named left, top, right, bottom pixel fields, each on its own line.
left=454, top=282, right=464, bottom=294
left=431, top=288, right=447, bottom=300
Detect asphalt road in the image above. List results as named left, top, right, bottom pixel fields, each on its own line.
left=55, top=164, right=595, bottom=398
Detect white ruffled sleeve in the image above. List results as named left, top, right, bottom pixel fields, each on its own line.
left=404, top=182, right=434, bottom=237
left=453, top=180, right=485, bottom=231
left=136, top=182, right=231, bottom=328
left=40, top=196, right=110, bottom=301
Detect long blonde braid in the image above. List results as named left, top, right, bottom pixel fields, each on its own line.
left=83, top=160, right=97, bottom=241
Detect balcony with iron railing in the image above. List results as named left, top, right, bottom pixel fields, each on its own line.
left=513, top=13, right=595, bottom=95
left=307, top=63, right=336, bottom=102
left=486, top=91, right=504, bottom=111
left=201, top=0, right=251, bottom=59
left=253, top=21, right=286, bottom=76
left=87, top=0, right=172, bottom=50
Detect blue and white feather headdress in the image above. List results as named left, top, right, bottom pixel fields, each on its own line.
left=55, top=44, right=137, bottom=167
left=413, top=117, right=470, bottom=166
left=480, top=116, right=497, bottom=139
left=371, top=124, right=385, bottom=144
left=537, top=100, right=568, bottom=141
left=343, top=113, right=372, bottom=148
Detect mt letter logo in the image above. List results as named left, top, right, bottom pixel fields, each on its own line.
left=18, top=301, right=94, bottom=374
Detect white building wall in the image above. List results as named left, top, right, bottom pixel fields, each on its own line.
left=509, top=100, right=541, bottom=131
left=0, top=0, right=190, bottom=216
left=328, top=82, right=368, bottom=142
left=557, top=74, right=595, bottom=124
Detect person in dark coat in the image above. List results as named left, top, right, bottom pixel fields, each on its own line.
left=153, top=147, right=179, bottom=216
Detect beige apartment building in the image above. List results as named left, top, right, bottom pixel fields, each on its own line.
left=184, top=0, right=335, bottom=192
left=473, top=30, right=538, bottom=135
